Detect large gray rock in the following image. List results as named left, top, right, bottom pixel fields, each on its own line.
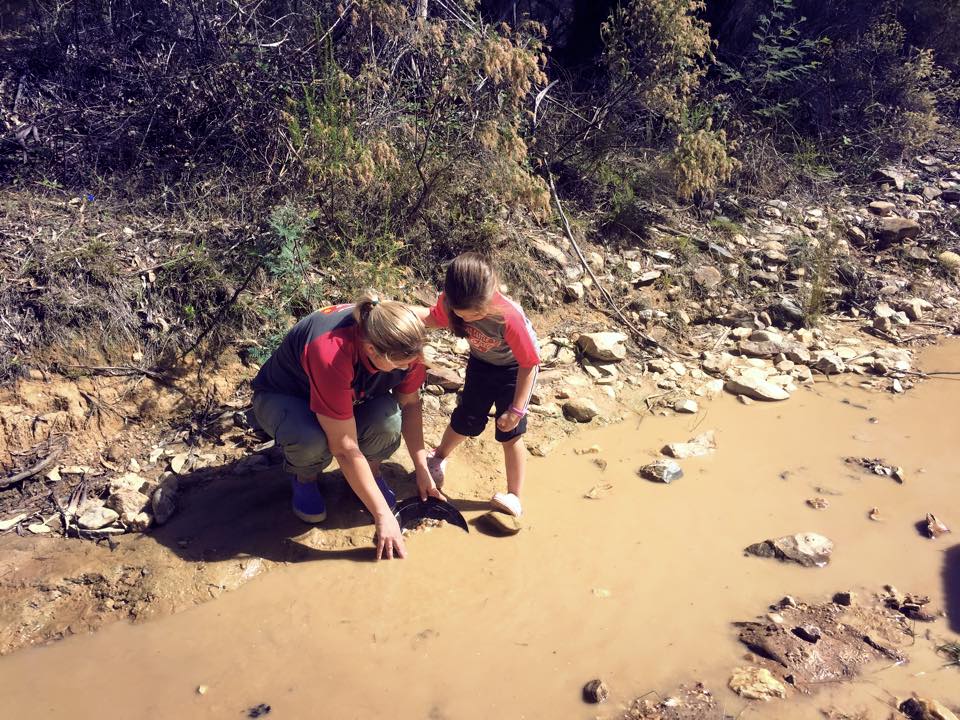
left=726, top=372, right=790, bottom=401
left=151, top=483, right=177, bottom=525
left=577, top=332, right=627, bottom=362
left=673, top=399, right=699, bottom=414
left=693, top=265, right=723, bottom=289
left=663, top=430, right=716, bottom=459
left=875, top=217, right=921, bottom=247
left=77, top=506, right=120, bottom=530
left=106, top=488, right=151, bottom=517
left=532, top=239, right=567, bottom=265
left=122, top=511, right=153, bottom=532
left=425, top=365, right=463, bottom=391
left=870, top=167, right=905, bottom=190
left=813, top=353, right=846, bottom=375
left=638, top=459, right=684, bottom=483
left=562, top=398, right=599, bottom=423
left=737, top=338, right=810, bottom=364
left=938, top=250, right=960, bottom=272
left=867, top=200, right=895, bottom=216
left=745, top=532, right=833, bottom=567
left=901, top=297, right=931, bottom=321
left=701, top=352, right=734, bottom=375
left=108, top=472, right=155, bottom=495
left=728, top=667, right=787, bottom=701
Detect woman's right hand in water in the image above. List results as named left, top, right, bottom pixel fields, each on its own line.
left=375, top=512, right=407, bottom=560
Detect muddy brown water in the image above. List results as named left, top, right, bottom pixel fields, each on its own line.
left=1, top=343, right=959, bottom=719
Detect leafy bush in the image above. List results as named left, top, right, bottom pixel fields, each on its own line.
left=719, top=0, right=826, bottom=126
left=669, top=122, right=739, bottom=201
left=600, top=0, right=713, bottom=125
left=281, top=4, right=551, bottom=275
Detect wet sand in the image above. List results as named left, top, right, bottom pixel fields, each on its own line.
left=0, top=342, right=958, bottom=719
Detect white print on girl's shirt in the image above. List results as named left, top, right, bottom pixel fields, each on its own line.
left=466, top=325, right=499, bottom=353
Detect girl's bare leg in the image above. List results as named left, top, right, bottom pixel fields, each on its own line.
left=435, top=424, right=468, bottom=459
left=502, top=436, right=525, bottom=498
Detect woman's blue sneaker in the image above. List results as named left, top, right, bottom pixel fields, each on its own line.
left=290, top=477, right=327, bottom=523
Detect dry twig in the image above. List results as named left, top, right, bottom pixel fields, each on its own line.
left=0, top=437, right=67, bottom=488
left=548, top=174, right=678, bottom=358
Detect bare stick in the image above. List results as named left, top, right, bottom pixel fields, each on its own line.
left=548, top=173, right=677, bottom=357
left=1, top=442, right=66, bottom=488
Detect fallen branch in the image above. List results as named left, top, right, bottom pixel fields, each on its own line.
left=0, top=439, right=67, bottom=488
left=548, top=174, right=678, bottom=358
left=59, top=363, right=175, bottom=387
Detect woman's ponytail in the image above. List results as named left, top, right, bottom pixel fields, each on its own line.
left=353, top=291, right=425, bottom=359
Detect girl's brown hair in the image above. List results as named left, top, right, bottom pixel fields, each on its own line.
left=442, top=252, right=500, bottom=338
left=353, top=291, right=426, bottom=360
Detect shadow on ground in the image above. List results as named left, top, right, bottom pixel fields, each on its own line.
left=147, top=454, right=492, bottom=565
left=945, top=543, right=960, bottom=633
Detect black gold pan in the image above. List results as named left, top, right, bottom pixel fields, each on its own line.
left=394, top=496, right=469, bottom=533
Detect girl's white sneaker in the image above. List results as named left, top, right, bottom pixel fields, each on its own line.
left=490, top=492, right=522, bottom=518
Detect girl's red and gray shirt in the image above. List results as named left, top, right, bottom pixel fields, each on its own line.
left=251, top=304, right=426, bottom=420
left=428, top=291, right=540, bottom=368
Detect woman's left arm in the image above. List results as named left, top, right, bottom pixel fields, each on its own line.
left=395, top=390, right=444, bottom=500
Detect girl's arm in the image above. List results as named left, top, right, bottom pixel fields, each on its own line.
left=314, top=413, right=406, bottom=560
left=512, top=365, right=538, bottom=411
left=410, top=305, right=441, bottom=328
left=496, top=364, right=538, bottom=433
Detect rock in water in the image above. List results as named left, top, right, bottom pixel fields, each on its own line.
left=744, top=532, right=833, bottom=567
left=728, top=667, right=786, bottom=701
left=899, top=698, right=960, bottom=720
left=832, top=591, right=855, bottom=606
left=582, top=679, right=609, bottom=704
left=926, top=513, right=951, bottom=539
left=576, top=332, right=627, bottom=362
left=725, top=372, right=790, bottom=401
left=663, top=430, right=716, bottom=459
left=479, top=511, right=522, bottom=535
left=563, top=398, right=599, bottom=423
left=673, top=399, right=699, bottom=414
left=638, top=460, right=684, bottom=484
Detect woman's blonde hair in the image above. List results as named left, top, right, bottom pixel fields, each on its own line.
left=353, top=291, right=426, bottom=360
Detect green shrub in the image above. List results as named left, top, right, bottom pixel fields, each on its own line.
left=279, top=4, right=550, bottom=281
left=601, top=0, right=713, bottom=125
left=719, top=0, right=826, bottom=126
left=670, top=122, right=739, bottom=201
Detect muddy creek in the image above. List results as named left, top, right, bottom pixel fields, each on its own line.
left=1, top=343, right=958, bottom=719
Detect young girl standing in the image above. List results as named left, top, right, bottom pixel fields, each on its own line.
left=418, top=253, right=539, bottom=517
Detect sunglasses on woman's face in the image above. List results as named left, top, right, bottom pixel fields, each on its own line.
left=375, top=349, right=419, bottom=369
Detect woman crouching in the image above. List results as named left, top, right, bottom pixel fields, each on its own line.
left=250, top=293, right=434, bottom=560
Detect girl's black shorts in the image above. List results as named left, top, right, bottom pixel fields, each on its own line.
left=450, top=357, right=533, bottom=442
